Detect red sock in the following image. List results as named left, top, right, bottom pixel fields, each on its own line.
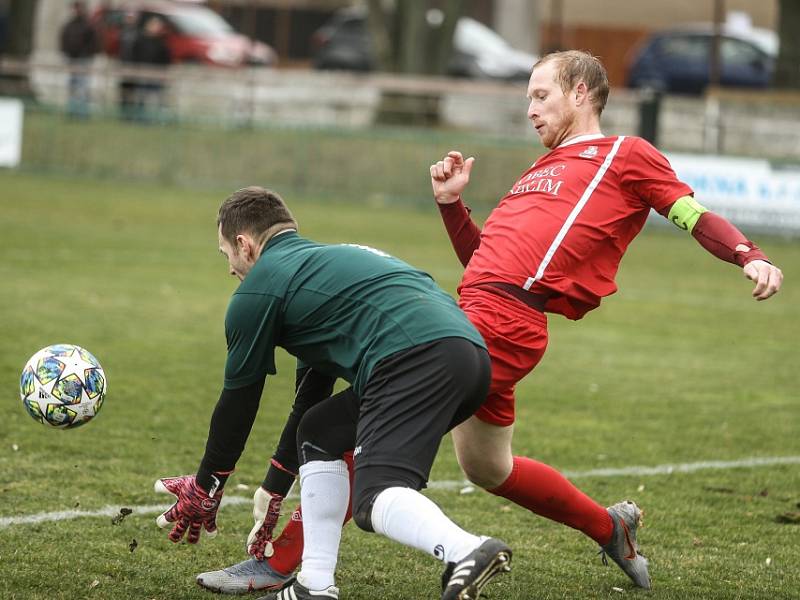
left=266, top=506, right=304, bottom=575
left=489, top=456, right=613, bottom=545
left=267, top=451, right=356, bottom=575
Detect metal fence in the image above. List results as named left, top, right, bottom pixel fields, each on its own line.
left=4, top=59, right=800, bottom=233
left=16, top=99, right=537, bottom=209
left=4, top=58, right=800, bottom=160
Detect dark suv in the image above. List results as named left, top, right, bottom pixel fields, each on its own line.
left=626, top=27, right=775, bottom=94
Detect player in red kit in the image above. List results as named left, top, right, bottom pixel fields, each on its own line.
left=428, top=50, right=783, bottom=590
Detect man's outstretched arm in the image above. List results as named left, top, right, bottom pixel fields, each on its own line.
left=431, top=150, right=482, bottom=267
left=155, top=379, right=265, bottom=543
left=661, top=196, right=783, bottom=300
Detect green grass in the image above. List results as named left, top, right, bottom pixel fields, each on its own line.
left=1, top=170, right=798, bottom=599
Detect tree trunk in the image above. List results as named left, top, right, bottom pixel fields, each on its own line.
left=774, top=0, right=800, bottom=89
left=0, top=0, right=40, bottom=97
left=430, top=0, right=464, bottom=75
left=369, top=0, right=464, bottom=126
left=398, top=1, right=427, bottom=74
left=366, top=0, right=393, bottom=72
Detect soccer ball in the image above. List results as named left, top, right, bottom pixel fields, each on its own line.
left=19, top=344, right=107, bottom=429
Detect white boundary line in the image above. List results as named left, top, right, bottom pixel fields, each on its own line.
left=2, top=455, right=799, bottom=529
left=0, top=497, right=251, bottom=528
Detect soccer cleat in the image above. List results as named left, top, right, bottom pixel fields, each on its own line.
left=600, top=500, right=651, bottom=589
left=440, top=561, right=455, bottom=593
left=196, top=558, right=291, bottom=594
left=441, top=538, right=512, bottom=600
left=256, top=578, right=339, bottom=600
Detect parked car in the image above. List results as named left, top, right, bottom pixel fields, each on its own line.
left=92, top=1, right=277, bottom=68
left=626, top=25, right=776, bottom=95
left=311, top=7, right=536, bottom=81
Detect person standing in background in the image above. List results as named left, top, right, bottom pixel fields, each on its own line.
left=59, top=1, right=98, bottom=118
left=131, top=16, right=171, bottom=121
left=117, top=10, right=139, bottom=121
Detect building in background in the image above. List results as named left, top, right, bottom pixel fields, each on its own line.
left=211, top=0, right=777, bottom=86
left=30, top=0, right=778, bottom=86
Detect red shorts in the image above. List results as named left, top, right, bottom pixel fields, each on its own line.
left=458, top=286, right=549, bottom=427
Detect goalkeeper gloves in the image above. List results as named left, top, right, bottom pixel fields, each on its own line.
left=246, top=486, right=285, bottom=560
left=155, top=474, right=225, bottom=544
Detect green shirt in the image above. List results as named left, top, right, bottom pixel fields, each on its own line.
left=224, top=232, right=484, bottom=396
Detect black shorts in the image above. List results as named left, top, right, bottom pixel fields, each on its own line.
left=353, top=337, right=490, bottom=482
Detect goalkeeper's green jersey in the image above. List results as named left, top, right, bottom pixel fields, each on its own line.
left=223, top=231, right=485, bottom=395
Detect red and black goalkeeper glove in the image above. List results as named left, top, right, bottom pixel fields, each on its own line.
left=155, top=475, right=224, bottom=544
left=247, top=459, right=297, bottom=559
left=246, top=486, right=285, bottom=560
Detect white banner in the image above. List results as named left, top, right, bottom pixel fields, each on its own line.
left=0, top=98, right=24, bottom=168
left=666, top=152, right=800, bottom=236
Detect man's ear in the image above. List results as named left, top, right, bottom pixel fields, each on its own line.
left=235, top=234, right=252, bottom=258
left=575, top=81, right=589, bottom=105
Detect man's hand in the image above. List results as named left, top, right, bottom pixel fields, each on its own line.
left=246, top=486, right=284, bottom=560
left=430, top=150, right=475, bottom=205
left=743, top=259, right=783, bottom=300
left=155, top=475, right=223, bottom=544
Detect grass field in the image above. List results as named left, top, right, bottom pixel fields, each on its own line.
left=1, top=169, right=798, bottom=600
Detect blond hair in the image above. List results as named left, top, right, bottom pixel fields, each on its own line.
left=534, top=50, right=609, bottom=115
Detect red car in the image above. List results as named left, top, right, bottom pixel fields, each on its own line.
left=92, top=1, right=277, bottom=68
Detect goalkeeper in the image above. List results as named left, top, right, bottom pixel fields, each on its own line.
left=155, top=186, right=512, bottom=600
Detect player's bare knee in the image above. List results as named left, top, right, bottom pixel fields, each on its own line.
left=459, top=456, right=511, bottom=489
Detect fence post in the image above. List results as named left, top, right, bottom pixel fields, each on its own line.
left=703, top=93, right=722, bottom=154
left=637, top=87, right=662, bottom=146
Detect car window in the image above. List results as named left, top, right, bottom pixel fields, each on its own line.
left=139, top=11, right=170, bottom=31
left=659, top=35, right=709, bottom=61
left=167, top=8, right=234, bottom=36
left=337, top=18, right=366, bottom=36
left=721, top=37, right=765, bottom=66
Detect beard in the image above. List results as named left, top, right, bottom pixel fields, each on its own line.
left=537, top=109, right=576, bottom=149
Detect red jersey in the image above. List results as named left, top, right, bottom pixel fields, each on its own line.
left=459, top=135, right=693, bottom=320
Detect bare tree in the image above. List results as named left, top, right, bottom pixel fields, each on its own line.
left=366, top=0, right=466, bottom=125
left=774, top=0, right=800, bottom=89
left=0, top=0, right=39, bottom=96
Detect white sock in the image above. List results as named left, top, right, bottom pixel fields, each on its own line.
left=370, top=486, right=484, bottom=564
left=296, top=460, right=349, bottom=591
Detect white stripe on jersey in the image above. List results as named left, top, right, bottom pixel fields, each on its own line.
left=523, top=135, right=626, bottom=290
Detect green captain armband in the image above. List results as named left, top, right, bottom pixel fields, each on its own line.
left=667, top=196, right=708, bottom=233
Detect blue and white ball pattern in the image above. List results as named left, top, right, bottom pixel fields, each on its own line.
left=20, top=344, right=107, bottom=429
